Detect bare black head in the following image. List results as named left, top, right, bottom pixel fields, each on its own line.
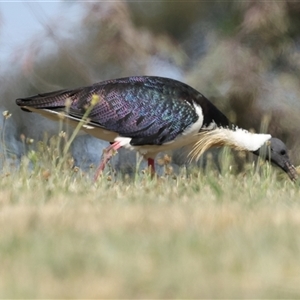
left=253, top=137, right=297, bottom=181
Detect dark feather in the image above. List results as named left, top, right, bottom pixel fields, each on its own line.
left=16, top=76, right=230, bottom=145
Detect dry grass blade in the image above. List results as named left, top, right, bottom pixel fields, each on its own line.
left=0, top=117, right=299, bottom=299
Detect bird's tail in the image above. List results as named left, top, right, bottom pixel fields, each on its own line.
left=16, top=88, right=78, bottom=110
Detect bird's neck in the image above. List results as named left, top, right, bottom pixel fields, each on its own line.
left=223, top=127, right=271, bottom=152
left=189, top=127, right=271, bottom=161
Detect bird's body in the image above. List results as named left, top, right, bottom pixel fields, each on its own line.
left=16, top=76, right=297, bottom=181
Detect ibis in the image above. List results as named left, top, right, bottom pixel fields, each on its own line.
left=16, top=76, right=298, bottom=181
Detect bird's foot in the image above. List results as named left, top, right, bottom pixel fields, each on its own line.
left=94, top=141, right=122, bottom=181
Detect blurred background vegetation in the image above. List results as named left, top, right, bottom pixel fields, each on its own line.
left=1, top=1, right=300, bottom=171
left=2, top=3, right=300, bottom=298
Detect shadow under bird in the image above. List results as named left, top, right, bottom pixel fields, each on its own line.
left=16, top=76, right=297, bottom=181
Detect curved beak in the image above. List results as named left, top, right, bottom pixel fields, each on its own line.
left=269, top=152, right=298, bottom=182
left=282, top=161, right=298, bottom=182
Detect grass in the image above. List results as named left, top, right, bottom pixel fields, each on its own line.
left=1, top=146, right=300, bottom=298
left=1, top=113, right=300, bottom=298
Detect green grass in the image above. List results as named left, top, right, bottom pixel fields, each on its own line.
left=1, top=142, right=300, bottom=298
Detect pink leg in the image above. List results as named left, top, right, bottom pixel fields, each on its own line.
left=147, top=158, right=155, bottom=177
left=94, top=141, right=122, bottom=181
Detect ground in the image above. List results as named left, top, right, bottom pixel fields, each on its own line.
left=1, top=150, right=300, bottom=298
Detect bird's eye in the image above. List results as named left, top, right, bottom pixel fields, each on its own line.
left=280, top=149, right=286, bottom=155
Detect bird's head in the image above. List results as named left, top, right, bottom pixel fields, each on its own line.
left=253, top=137, right=298, bottom=181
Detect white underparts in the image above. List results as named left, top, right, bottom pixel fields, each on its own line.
left=114, top=136, right=132, bottom=147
